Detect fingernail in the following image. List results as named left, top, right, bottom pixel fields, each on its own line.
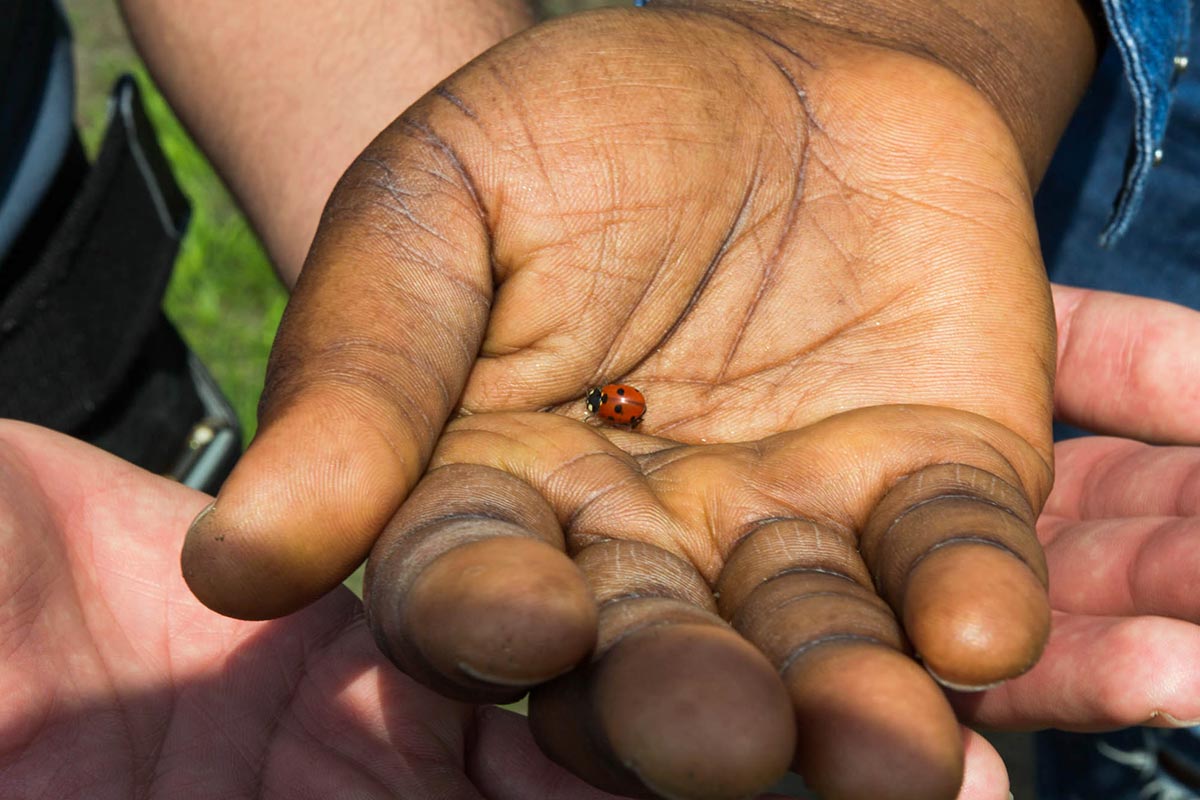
left=1148, top=711, right=1200, bottom=728
left=188, top=501, right=217, bottom=535
left=923, top=662, right=1006, bottom=692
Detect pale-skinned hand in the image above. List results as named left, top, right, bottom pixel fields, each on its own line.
left=0, top=420, right=679, bottom=800
left=952, top=286, right=1200, bottom=736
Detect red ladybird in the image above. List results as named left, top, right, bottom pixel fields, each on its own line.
left=586, top=383, right=646, bottom=428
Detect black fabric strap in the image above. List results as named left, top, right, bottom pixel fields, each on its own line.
left=0, top=75, right=191, bottom=435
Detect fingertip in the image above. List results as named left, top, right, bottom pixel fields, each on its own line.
left=903, top=544, right=1050, bottom=689
left=862, top=464, right=1050, bottom=690
left=181, top=410, right=413, bottom=619
left=402, top=536, right=598, bottom=691
left=956, top=728, right=1011, bottom=800
left=591, top=623, right=795, bottom=800
left=534, top=541, right=794, bottom=798
left=531, top=619, right=795, bottom=800
left=365, top=463, right=595, bottom=702
left=180, top=495, right=366, bottom=620
left=181, top=501, right=277, bottom=620
left=786, top=642, right=963, bottom=800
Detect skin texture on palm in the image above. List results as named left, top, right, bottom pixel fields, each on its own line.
left=0, top=418, right=1018, bottom=799
left=174, top=6, right=1077, bottom=799
left=170, top=2, right=1121, bottom=798
left=2, top=289, right=1198, bottom=799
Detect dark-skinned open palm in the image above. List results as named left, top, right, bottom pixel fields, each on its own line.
left=170, top=6, right=1200, bottom=799
left=2, top=287, right=1198, bottom=799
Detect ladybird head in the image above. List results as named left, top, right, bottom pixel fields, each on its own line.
left=585, top=387, right=604, bottom=413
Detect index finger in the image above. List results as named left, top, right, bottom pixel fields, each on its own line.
left=182, top=106, right=493, bottom=619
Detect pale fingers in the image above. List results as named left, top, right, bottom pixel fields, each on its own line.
left=955, top=729, right=1010, bottom=800
left=1041, top=514, right=1200, bottom=621
left=1052, top=284, right=1200, bottom=444
left=1042, top=436, right=1200, bottom=521
left=1039, top=437, right=1200, bottom=620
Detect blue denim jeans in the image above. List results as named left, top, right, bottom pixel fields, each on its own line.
left=1035, top=20, right=1200, bottom=800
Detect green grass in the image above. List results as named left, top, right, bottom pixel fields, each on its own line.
left=147, top=83, right=287, bottom=445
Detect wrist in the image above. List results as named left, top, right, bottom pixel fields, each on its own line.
left=658, top=0, right=1104, bottom=186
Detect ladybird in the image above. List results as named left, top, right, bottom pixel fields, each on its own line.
left=586, top=383, right=646, bottom=428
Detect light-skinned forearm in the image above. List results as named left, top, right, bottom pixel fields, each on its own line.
left=118, top=0, right=534, bottom=285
